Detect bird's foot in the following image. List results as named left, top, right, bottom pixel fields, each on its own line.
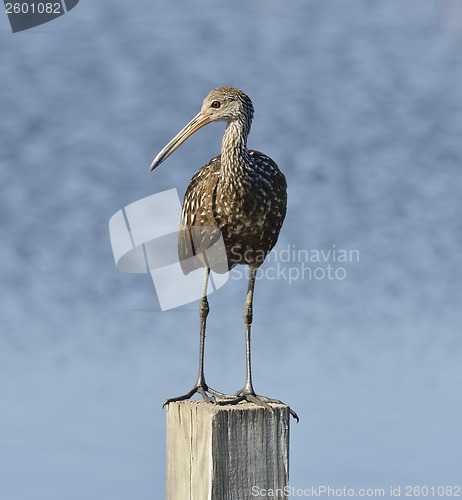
left=216, top=390, right=299, bottom=422
left=162, top=385, right=231, bottom=408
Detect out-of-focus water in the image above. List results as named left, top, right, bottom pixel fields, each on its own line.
left=1, top=1, right=462, bottom=498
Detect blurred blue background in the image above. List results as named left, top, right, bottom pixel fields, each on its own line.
left=1, top=1, right=461, bottom=498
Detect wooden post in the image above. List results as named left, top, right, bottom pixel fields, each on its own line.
left=166, top=400, right=290, bottom=500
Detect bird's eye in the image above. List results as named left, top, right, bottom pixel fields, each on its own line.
left=211, top=101, right=221, bottom=109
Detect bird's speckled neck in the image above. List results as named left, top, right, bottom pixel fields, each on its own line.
left=221, top=119, right=252, bottom=182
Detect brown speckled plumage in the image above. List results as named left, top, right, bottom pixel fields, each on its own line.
left=180, top=150, right=286, bottom=272
left=149, top=87, right=297, bottom=420
left=178, top=87, right=287, bottom=272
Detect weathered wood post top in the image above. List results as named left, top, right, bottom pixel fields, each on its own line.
left=166, top=400, right=291, bottom=500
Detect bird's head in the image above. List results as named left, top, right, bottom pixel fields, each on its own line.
left=200, top=86, right=254, bottom=124
left=149, top=86, right=253, bottom=172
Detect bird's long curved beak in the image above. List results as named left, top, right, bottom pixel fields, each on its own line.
left=149, top=112, right=213, bottom=172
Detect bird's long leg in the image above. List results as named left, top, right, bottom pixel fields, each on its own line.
left=194, top=266, right=229, bottom=399
left=216, top=268, right=299, bottom=421
left=241, top=267, right=257, bottom=395
left=163, top=266, right=228, bottom=407
left=195, top=266, right=211, bottom=392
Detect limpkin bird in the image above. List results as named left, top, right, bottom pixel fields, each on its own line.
left=150, top=87, right=297, bottom=419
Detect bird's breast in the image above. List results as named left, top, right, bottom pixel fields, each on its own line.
left=180, top=152, right=287, bottom=271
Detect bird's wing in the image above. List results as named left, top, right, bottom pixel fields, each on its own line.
left=178, top=157, right=223, bottom=275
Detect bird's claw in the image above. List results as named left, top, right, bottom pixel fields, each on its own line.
left=163, top=386, right=299, bottom=422
left=216, top=391, right=299, bottom=422
left=163, top=385, right=232, bottom=407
